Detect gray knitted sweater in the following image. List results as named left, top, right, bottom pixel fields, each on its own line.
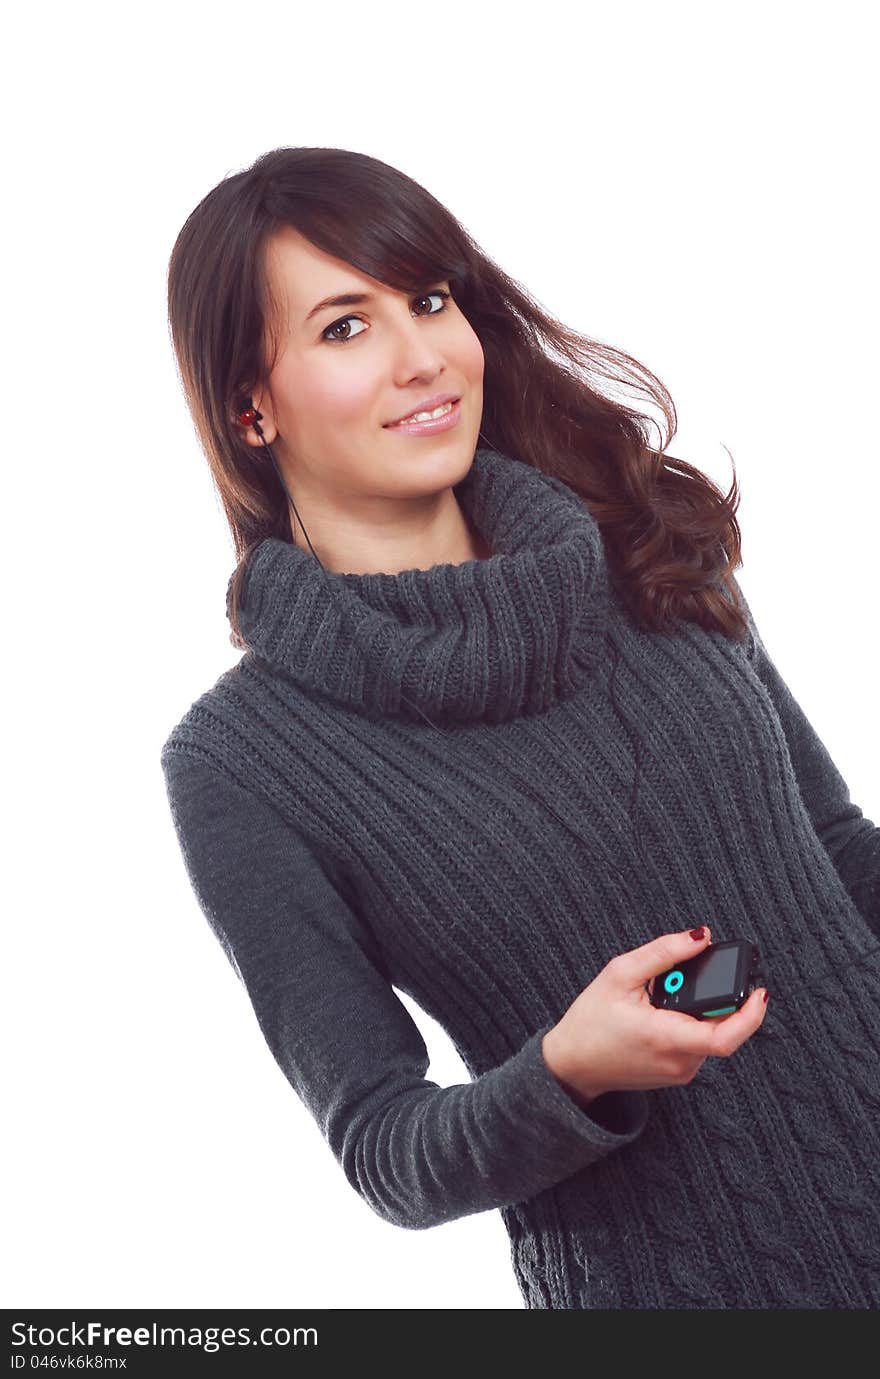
left=161, top=446, right=880, bottom=1309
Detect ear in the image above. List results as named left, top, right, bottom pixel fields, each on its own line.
left=233, top=392, right=279, bottom=448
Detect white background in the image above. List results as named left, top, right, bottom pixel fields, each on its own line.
left=4, top=0, right=877, bottom=1311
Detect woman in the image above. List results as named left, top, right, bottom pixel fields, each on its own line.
left=160, top=146, right=880, bottom=1308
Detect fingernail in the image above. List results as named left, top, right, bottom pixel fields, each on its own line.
left=763, top=990, right=769, bottom=1004
left=689, top=926, right=706, bottom=940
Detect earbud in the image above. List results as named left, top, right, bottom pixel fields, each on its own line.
left=237, top=404, right=264, bottom=428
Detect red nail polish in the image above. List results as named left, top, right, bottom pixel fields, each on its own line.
left=689, top=926, right=705, bottom=940
left=763, top=990, right=769, bottom=1004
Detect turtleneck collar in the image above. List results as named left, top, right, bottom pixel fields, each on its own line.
left=228, top=446, right=612, bottom=724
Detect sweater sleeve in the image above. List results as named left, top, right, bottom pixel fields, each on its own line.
left=733, top=578, right=879, bottom=935
left=159, top=753, right=650, bottom=1231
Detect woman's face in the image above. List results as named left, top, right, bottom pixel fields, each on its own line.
left=255, top=226, right=485, bottom=504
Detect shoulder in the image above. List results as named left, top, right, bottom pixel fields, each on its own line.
left=158, top=652, right=351, bottom=855
left=160, top=650, right=324, bottom=764
left=159, top=658, right=246, bottom=775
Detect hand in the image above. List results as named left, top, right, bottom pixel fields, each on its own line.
left=542, top=925, right=768, bottom=1105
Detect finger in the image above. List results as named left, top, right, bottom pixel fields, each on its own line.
left=702, top=987, right=769, bottom=1056
left=650, top=985, right=768, bottom=1059
left=620, top=925, right=713, bottom=990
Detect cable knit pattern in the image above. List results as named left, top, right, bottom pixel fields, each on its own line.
left=162, top=446, right=880, bottom=1308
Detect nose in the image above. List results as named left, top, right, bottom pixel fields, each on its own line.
left=388, top=309, right=448, bottom=379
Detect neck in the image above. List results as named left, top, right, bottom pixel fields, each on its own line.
left=289, top=489, right=491, bottom=575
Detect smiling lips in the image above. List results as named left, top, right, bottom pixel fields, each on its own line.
left=387, top=400, right=455, bottom=427
left=384, top=399, right=463, bottom=436
left=385, top=393, right=461, bottom=426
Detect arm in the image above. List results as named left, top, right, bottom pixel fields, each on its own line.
left=159, top=753, right=649, bottom=1231
left=733, top=577, right=879, bottom=933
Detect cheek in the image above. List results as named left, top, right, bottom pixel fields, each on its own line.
left=454, top=323, right=485, bottom=385
left=283, top=358, right=377, bottom=430
left=325, top=370, right=376, bottom=420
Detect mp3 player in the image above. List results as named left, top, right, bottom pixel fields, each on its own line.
left=649, top=939, right=765, bottom=1020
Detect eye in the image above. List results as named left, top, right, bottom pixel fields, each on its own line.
left=321, top=288, right=452, bottom=345
left=322, top=315, right=368, bottom=344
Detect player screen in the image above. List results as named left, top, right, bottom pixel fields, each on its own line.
left=693, top=946, right=739, bottom=1001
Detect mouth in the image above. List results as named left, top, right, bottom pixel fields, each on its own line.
left=383, top=397, right=462, bottom=436
left=384, top=394, right=461, bottom=427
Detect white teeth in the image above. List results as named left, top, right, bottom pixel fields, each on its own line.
left=394, top=400, right=454, bottom=425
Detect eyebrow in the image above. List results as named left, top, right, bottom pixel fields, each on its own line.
left=304, top=292, right=375, bottom=324
left=303, top=282, right=446, bottom=325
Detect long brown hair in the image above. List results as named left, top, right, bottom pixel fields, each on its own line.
left=166, top=146, right=749, bottom=652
